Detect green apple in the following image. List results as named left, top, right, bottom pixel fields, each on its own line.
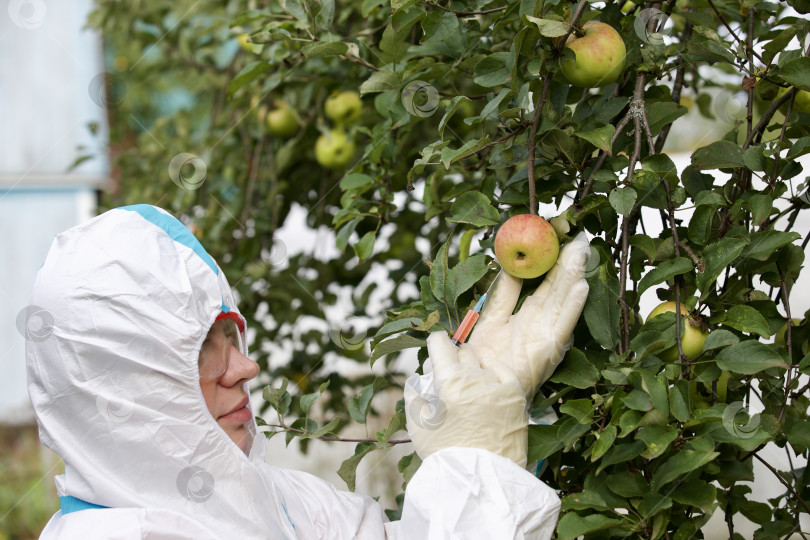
left=266, top=102, right=299, bottom=138
left=237, top=33, right=253, bottom=53
left=647, top=301, right=708, bottom=362
left=777, top=86, right=810, bottom=114
left=560, top=21, right=626, bottom=88
left=775, top=318, right=807, bottom=355
left=324, top=91, right=363, bottom=125
left=494, top=214, right=560, bottom=279
left=315, top=129, right=355, bottom=169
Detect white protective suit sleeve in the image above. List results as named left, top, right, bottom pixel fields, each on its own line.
left=27, top=205, right=561, bottom=540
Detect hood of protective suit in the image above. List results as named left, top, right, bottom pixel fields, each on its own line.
left=26, top=205, right=296, bottom=538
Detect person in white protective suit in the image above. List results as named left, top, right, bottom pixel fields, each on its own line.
left=26, top=204, right=590, bottom=539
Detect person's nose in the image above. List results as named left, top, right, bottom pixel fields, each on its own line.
left=222, top=346, right=259, bottom=386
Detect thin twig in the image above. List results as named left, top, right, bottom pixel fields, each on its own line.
left=752, top=453, right=810, bottom=516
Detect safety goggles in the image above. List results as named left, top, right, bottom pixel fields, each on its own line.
left=198, top=312, right=247, bottom=381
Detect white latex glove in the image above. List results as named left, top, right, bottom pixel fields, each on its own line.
left=404, top=332, right=529, bottom=467
left=470, top=232, right=591, bottom=399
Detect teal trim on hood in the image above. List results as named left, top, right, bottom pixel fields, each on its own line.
left=59, top=496, right=109, bottom=514
left=119, top=205, right=218, bottom=275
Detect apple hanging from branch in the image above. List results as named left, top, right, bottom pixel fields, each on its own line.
left=646, top=301, right=709, bottom=362
left=560, top=21, right=626, bottom=88
left=494, top=214, right=560, bottom=279
left=324, top=91, right=363, bottom=125
left=315, top=129, right=356, bottom=170
left=265, top=102, right=299, bottom=138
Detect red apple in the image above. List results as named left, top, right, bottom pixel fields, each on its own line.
left=494, top=214, right=560, bottom=279
left=560, top=21, right=626, bottom=88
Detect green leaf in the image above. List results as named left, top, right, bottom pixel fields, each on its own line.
left=341, top=173, right=375, bottom=191
left=702, top=328, right=740, bottom=351
left=300, top=380, right=330, bottom=415
left=360, top=70, right=400, bottom=94
left=561, top=490, right=610, bottom=511
left=348, top=377, right=390, bottom=423
left=748, top=193, right=772, bottom=226
left=353, top=231, right=376, bottom=261
left=262, top=378, right=291, bottom=415
left=696, top=237, right=749, bottom=292
left=549, top=348, right=600, bottom=389
left=370, top=335, right=427, bottom=365
left=560, top=398, right=594, bottom=424
left=575, top=124, right=616, bottom=155
left=302, top=40, right=348, bottom=58
left=609, top=187, right=637, bottom=217
left=590, top=425, right=617, bottom=462
left=430, top=239, right=449, bottom=302
left=597, top=441, right=646, bottom=474
left=473, top=52, right=511, bottom=87
left=228, top=61, right=271, bottom=97
left=646, top=102, right=688, bottom=135
left=438, top=96, right=472, bottom=140
left=786, top=136, right=810, bottom=160
left=524, top=16, right=570, bottom=38
left=338, top=442, right=377, bottom=491
left=651, top=444, right=719, bottom=491
left=584, top=266, right=621, bottom=349
left=447, top=191, right=500, bottom=227
left=779, top=57, right=810, bottom=91
left=740, top=230, right=800, bottom=261
left=763, top=26, right=798, bottom=65
left=670, top=479, right=717, bottom=512
left=715, top=340, right=789, bottom=374
left=691, top=140, right=745, bottom=170
left=688, top=205, right=715, bottom=245
left=557, top=513, right=623, bottom=540
left=636, top=426, right=678, bottom=459
left=669, top=381, right=690, bottom=422
left=528, top=424, right=564, bottom=461
left=305, top=417, right=343, bottom=439
left=719, top=304, right=771, bottom=337
left=444, top=254, right=488, bottom=308
left=638, top=257, right=693, bottom=295
left=642, top=154, right=679, bottom=183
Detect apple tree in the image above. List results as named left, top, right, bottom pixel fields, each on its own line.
left=87, top=0, right=810, bottom=536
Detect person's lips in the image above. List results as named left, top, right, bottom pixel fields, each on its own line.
left=219, top=396, right=251, bottom=423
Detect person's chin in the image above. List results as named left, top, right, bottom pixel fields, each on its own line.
left=221, top=423, right=250, bottom=451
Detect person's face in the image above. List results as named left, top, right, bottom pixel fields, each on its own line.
left=198, top=317, right=259, bottom=453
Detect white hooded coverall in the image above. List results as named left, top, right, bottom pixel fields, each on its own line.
left=26, top=205, right=561, bottom=539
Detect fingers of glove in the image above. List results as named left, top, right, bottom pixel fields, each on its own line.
left=551, top=279, right=589, bottom=342
left=426, top=331, right=464, bottom=392
left=529, top=232, right=591, bottom=305
left=474, top=270, right=522, bottom=331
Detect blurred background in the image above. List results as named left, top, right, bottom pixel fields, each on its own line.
left=1, top=0, right=808, bottom=538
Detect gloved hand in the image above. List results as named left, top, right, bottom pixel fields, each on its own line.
left=470, top=232, right=591, bottom=400
left=404, top=331, right=529, bottom=467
